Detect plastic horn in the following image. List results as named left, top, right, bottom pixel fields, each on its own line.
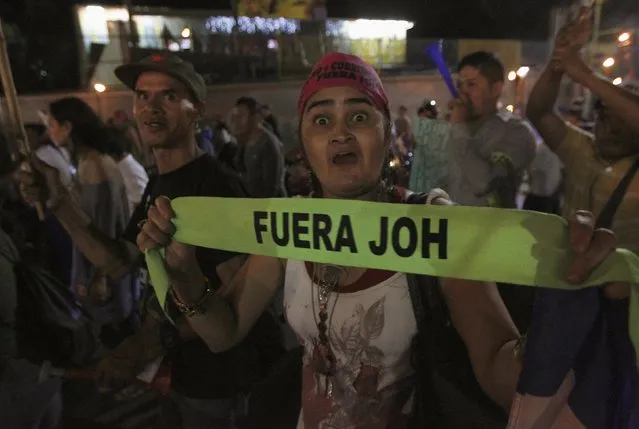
left=426, top=40, right=459, bottom=98
left=0, top=21, right=45, bottom=220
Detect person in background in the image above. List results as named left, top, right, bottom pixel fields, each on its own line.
left=47, top=97, right=138, bottom=344
left=447, top=51, right=536, bottom=209
left=260, top=104, right=281, bottom=139
left=23, top=123, right=75, bottom=285
left=393, top=105, right=412, bottom=156
left=26, top=123, right=76, bottom=191
left=522, top=127, right=563, bottom=214
left=110, top=109, right=156, bottom=176
left=512, top=10, right=639, bottom=426
left=527, top=21, right=639, bottom=253
left=195, top=122, right=215, bottom=157
left=284, top=148, right=311, bottom=197
left=0, top=139, right=62, bottom=429
left=418, top=99, right=438, bottom=119
left=231, top=96, right=287, bottom=197
left=105, top=127, right=149, bottom=216
left=410, top=100, right=450, bottom=193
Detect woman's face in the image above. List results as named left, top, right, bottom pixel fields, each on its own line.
left=300, top=86, right=387, bottom=198
left=46, top=116, right=71, bottom=148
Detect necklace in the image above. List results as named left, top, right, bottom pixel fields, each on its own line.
left=311, top=263, right=346, bottom=398
left=308, top=183, right=392, bottom=397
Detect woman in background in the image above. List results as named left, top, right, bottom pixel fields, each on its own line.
left=47, top=97, right=139, bottom=345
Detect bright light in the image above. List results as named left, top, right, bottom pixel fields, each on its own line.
left=516, top=66, right=530, bottom=79
left=168, top=42, right=180, bottom=52
left=508, top=71, right=517, bottom=81
left=341, top=19, right=414, bottom=40
left=618, top=32, right=631, bottom=43
left=613, top=77, right=623, bottom=86
left=506, top=105, right=514, bottom=112
left=429, top=100, right=436, bottom=106
left=93, top=83, right=106, bottom=93
left=181, top=28, right=191, bottom=38
left=603, top=57, right=615, bottom=68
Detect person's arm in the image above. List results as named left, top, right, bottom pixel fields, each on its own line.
left=247, top=136, right=282, bottom=198
left=525, top=66, right=568, bottom=151
left=50, top=157, right=142, bottom=280
left=568, top=67, right=639, bottom=134
left=440, top=277, right=520, bottom=411
left=171, top=254, right=284, bottom=353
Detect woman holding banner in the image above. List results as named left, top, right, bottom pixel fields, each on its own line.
left=138, top=52, right=628, bottom=429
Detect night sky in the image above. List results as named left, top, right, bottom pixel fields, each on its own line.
left=1, top=0, right=637, bottom=40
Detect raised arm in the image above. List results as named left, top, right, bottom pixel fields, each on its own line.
left=560, top=56, right=639, bottom=135
left=17, top=155, right=142, bottom=279
left=526, top=66, right=567, bottom=151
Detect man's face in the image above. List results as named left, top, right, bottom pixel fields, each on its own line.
left=457, top=66, right=502, bottom=120
left=133, top=72, right=200, bottom=149
left=231, top=104, right=257, bottom=136
left=594, top=104, right=639, bottom=159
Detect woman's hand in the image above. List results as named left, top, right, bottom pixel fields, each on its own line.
left=565, top=210, right=629, bottom=299
left=136, top=196, right=205, bottom=293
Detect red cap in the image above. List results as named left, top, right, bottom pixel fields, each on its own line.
left=297, top=52, right=389, bottom=116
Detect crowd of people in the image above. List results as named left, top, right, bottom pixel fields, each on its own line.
left=1, top=7, right=638, bottom=429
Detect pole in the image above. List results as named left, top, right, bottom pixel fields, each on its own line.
left=583, top=0, right=604, bottom=120
left=0, top=20, right=45, bottom=220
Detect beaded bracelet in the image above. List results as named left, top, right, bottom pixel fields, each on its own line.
left=170, top=278, right=213, bottom=318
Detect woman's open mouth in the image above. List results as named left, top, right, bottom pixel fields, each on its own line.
left=331, top=151, right=359, bottom=165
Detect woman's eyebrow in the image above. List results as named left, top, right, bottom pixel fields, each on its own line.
left=306, top=97, right=372, bottom=113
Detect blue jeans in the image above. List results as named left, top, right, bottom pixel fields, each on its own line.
left=158, top=390, right=243, bottom=429
left=0, top=359, right=62, bottom=429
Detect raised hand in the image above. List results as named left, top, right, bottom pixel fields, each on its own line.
left=551, top=7, right=593, bottom=73
left=14, top=154, right=66, bottom=209
left=137, top=196, right=204, bottom=287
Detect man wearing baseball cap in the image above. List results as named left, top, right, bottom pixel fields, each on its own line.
left=16, top=53, right=283, bottom=428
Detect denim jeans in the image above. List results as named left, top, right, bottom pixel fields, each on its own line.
left=0, top=359, right=62, bottom=429
left=158, top=390, right=244, bottom=429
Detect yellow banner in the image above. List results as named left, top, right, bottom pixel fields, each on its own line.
left=237, top=0, right=316, bottom=20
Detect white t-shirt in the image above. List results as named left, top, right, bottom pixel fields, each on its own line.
left=284, top=260, right=417, bottom=429
left=528, top=141, right=563, bottom=197
left=117, top=154, right=149, bottom=215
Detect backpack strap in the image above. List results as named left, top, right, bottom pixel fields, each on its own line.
left=596, top=158, right=639, bottom=229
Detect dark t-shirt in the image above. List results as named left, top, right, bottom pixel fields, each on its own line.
left=124, top=154, right=265, bottom=399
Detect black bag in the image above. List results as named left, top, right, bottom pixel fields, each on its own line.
left=12, top=257, right=100, bottom=367
left=405, top=191, right=507, bottom=429
left=407, top=274, right=508, bottom=428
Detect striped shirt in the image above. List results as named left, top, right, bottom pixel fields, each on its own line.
left=557, top=124, right=639, bottom=253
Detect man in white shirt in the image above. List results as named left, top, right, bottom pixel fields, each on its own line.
left=523, top=139, right=563, bottom=214
left=106, top=127, right=149, bottom=215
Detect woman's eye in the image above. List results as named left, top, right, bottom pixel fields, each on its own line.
left=164, top=93, right=178, bottom=102
left=314, top=116, right=329, bottom=126
left=351, top=112, right=368, bottom=123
